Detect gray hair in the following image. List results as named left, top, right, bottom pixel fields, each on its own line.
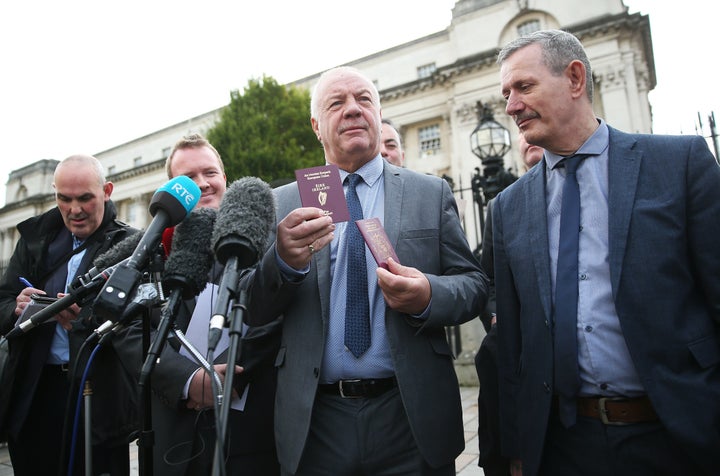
left=310, top=66, right=381, bottom=119
left=497, top=29, right=593, bottom=102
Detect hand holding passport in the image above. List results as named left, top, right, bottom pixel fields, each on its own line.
left=295, top=164, right=349, bottom=223
left=295, top=165, right=399, bottom=268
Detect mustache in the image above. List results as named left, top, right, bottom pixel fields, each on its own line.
left=515, top=112, right=539, bottom=125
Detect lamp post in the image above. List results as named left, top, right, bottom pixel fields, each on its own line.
left=469, top=101, right=515, bottom=258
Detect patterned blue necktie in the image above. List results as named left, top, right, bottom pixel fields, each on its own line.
left=344, top=173, right=370, bottom=357
left=554, top=154, right=587, bottom=428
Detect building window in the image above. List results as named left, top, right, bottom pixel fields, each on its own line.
left=133, top=157, right=142, bottom=167
left=162, top=147, right=171, bottom=159
left=127, top=203, right=138, bottom=224
left=417, top=63, right=437, bottom=79
left=517, top=19, right=540, bottom=37
left=108, top=165, right=116, bottom=175
left=419, top=124, right=441, bottom=156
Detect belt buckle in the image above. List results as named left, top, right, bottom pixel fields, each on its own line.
left=598, top=397, right=629, bottom=426
left=338, top=379, right=362, bottom=399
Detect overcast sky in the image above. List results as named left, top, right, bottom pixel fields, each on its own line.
left=1, top=0, right=717, bottom=207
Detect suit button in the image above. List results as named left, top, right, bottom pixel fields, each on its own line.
left=544, top=319, right=550, bottom=327
left=313, top=367, right=319, bottom=378
left=543, top=382, right=551, bottom=393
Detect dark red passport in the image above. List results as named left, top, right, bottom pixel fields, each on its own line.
left=295, top=164, right=350, bottom=223
left=356, top=217, right=399, bottom=270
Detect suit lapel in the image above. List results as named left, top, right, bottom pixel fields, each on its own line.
left=607, top=128, right=642, bottom=293
left=526, top=163, right=553, bottom=320
left=382, top=165, right=403, bottom=248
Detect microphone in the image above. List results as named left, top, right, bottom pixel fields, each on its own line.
left=140, top=207, right=216, bottom=382
left=6, top=231, right=147, bottom=338
left=7, top=266, right=116, bottom=338
left=164, top=207, right=216, bottom=298
left=207, top=177, right=275, bottom=352
left=69, top=231, right=143, bottom=290
left=92, top=283, right=160, bottom=345
left=93, top=176, right=201, bottom=323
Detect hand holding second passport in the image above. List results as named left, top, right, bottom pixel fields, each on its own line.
left=377, top=258, right=431, bottom=315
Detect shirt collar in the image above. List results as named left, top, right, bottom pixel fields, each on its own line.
left=545, top=119, right=610, bottom=170
left=337, top=154, right=384, bottom=188
left=72, top=235, right=85, bottom=250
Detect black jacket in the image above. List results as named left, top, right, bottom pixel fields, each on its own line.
left=0, top=201, right=140, bottom=446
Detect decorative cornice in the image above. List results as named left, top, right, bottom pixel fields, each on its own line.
left=380, top=11, right=653, bottom=101
left=381, top=49, right=499, bottom=102
left=0, top=193, right=54, bottom=214
left=109, top=158, right=165, bottom=182
left=8, top=159, right=59, bottom=180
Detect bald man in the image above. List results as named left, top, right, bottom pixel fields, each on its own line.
left=0, top=155, right=139, bottom=475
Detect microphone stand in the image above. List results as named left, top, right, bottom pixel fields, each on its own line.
left=211, top=290, right=247, bottom=476
left=136, top=251, right=165, bottom=476
left=210, top=258, right=250, bottom=476
left=138, top=288, right=225, bottom=476
left=137, top=304, right=155, bottom=476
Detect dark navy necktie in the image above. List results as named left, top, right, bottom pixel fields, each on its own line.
left=554, top=154, right=587, bottom=428
left=344, top=173, right=370, bottom=357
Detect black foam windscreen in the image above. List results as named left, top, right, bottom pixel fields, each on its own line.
left=211, top=176, right=275, bottom=268
left=93, top=231, right=143, bottom=270
left=163, top=207, right=217, bottom=297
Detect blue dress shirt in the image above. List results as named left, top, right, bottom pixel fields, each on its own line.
left=545, top=120, right=644, bottom=397
left=320, top=156, right=395, bottom=382
left=47, top=235, right=85, bottom=365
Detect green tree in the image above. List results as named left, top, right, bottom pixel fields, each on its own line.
left=207, top=75, right=324, bottom=186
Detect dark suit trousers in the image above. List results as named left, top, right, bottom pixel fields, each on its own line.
left=539, top=408, right=708, bottom=476
left=8, top=365, right=129, bottom=476
left=182, top=409, right=280, bottom=476
left=475, top=326, right=510, bottom=476
left=293, top=387, right=454, bottom=476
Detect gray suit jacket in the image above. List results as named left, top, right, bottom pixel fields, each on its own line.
left=493, top=127, right=720, bottom=475
left=246, top=161, right=487, bottom=472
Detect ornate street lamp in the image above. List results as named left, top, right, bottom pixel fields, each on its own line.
left=471, top=102, right=511, bottom=163
left=469, top=101, right=515, bottom=258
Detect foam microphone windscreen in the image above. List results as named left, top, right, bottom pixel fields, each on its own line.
left=93, top=230, right=143, bottom=270
left=163, top=207, right=217, bottom=298
left=211, top=177, right=276, bottom=268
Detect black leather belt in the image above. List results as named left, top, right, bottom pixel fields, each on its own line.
left=318, top=377, right=397, bottom=398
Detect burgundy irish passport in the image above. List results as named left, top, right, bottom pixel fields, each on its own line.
left=356, top=217, right=399, bottom=270
left=295, top=164, right=350, bottom=223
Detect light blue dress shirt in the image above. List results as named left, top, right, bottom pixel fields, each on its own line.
left=47, top=236, right=85, bottom=365
left=545, top=120, right=644, bottom=397
left=320, top=156, right=395, bottom=383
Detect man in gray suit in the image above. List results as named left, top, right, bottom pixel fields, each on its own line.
left=245, top=66, right=487, bottom=475
left=494, top=29, right=720, bottom=475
